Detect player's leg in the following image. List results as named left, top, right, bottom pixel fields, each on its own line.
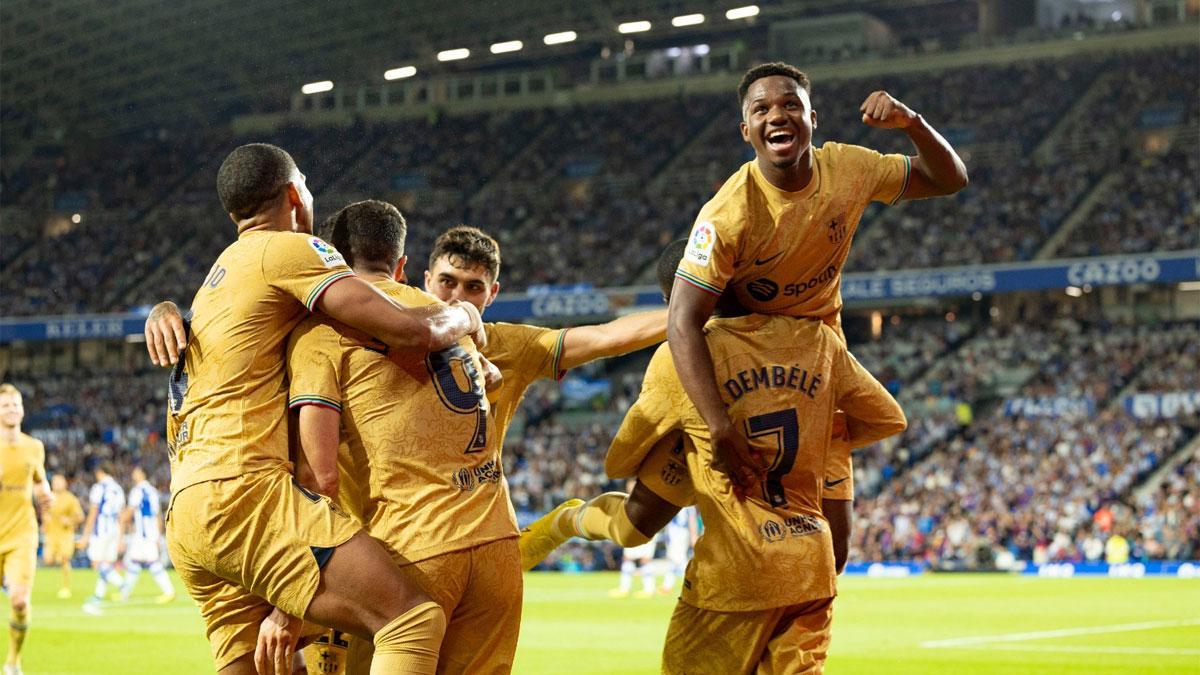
left=521, top=440, right=692, bottom=570
left=612, top=554, right=636, bottom=597
left=432, top=539, right=523, bottom=674
left=3, top=538, right=37, bottom=673
left=758, top=598, right=834, bottom=674
left=120, top=559, right=143, bottom=601
left=147, top=559, right=176, bottom=603
left=170, top=473, right=444, bottom=674
left=637, top=555, right=656, bottom=598
left=661, top=600, right=780, bottom=675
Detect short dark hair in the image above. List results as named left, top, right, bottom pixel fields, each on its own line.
left=657, top=239, right=689, bottom=298
left=319, top=200, right=407, bottom=272
left=216, top=143, right=297, bottom=219
left=737, top=62, right=812, bottom=104
left=428, top=226, right=501, bottom=282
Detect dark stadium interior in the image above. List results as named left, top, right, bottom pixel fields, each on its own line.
left=0, top=1, right=1198, bottom=671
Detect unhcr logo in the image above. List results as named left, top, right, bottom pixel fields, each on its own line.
left=760, top=519, right=785, bottom=543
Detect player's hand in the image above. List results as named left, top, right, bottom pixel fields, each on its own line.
left=145, top=301, right=188, bottom=367
left=37, top=490, right=54, bottom=510
left=478, top=354, right=503, bottom=391
left=77, top=536, right=88, bottom=550
left=451, top=300, right=487, bottom=350
left=831, top=411, right=849, bottom=442
left=709, top=420, right=764, bottom=498
left=255, top=607, right=302, bottom=675
left=859, top=91, right=918, bottom=130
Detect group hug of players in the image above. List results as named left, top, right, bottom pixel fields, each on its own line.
left=3, top=60, right=966, bottom=674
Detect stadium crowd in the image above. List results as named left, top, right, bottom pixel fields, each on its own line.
left=2, top=46, right=1196, bottom=317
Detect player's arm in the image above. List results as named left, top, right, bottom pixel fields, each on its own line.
left=833, top=349, right=907, bottom=451
left=860, top=91, right=968, bottom=199
left=145, top=301, right=190, bottom=367
left=31, top=443, right=52, bottom=509
left=79, top=504, right=98, bottom=548
left=822, top=498, right=852, bottom=574
left=295, top=406, right=340, bottom=498
left=316, top=278, right=484, bottom=355
left=667, top=280, right=762, bottom=492
left=558, top=309, right=667, bottom=370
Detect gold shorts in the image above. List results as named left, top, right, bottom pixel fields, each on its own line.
left=0, top=532, right=37, bottom=590
left=662, top=597, right=834, bottom=675
left=345, top=537, right=522, bottom=675
left=167, top=470, right=360, bottom=670
left=637, top=432, right=696, bottom=508
left=42, top=532, right=75, bottom=564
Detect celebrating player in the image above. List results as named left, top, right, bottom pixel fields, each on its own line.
left=42, top=474, right=83, bottom=599
left=420, top=226, right=668, bottom=568
left=272, top=200, right=513, bottom=675
left=0, top=384, right=52, bottom=675
left=668, top=62, right=967, bottom=489
left=142, top=143, right=490, bottom=675
left=119, top=467, right=175, bottom=604
left=80, top=462, right=126, bottom=616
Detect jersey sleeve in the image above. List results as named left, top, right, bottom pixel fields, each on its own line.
left=822, top=443, right=854, bottom=501
left=262, top=233, right=355, bottom=311
left=287, top=318, right=347, bottom=413
left=484, top=323, right=567, bottom=382
left=32, top=440, right=46, bottom=484
left=605, top=344, right=687, bottom=478
left=837, top=143, right=912, bottom=206
left=71, top=494, right=84, bottom=520
left=675, top=200, right=742, bottom=299
left=88, top=483, right=102, bottom=508
left=834, top=346, right=907, bottom=450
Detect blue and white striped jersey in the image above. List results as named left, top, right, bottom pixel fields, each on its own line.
left=88, top=476, right=126, bottom=538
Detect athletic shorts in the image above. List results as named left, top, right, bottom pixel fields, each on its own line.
left=167, top=469, right=360, bottom=670
left=42, top=532, right=75, bottom=564
left=662, top=597, right=834, bottom=675
left=637, top=433, right=696, bottom=509
left=87, top=534, right=121, bottom=565
left=0, top=531, right=37, bottom=589
left=126, top=537, right=162, bottom=564
left=344, top=537, right=522, bottom=675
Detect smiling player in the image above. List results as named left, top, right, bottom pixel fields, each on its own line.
left=668, top=62, right=967, bottom=490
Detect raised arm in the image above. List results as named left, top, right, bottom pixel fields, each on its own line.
left=667, top=279, right=762, bottom=492
left=860, top=90, right=969, bottom=199
left=559, top=309, right=667, bottom=371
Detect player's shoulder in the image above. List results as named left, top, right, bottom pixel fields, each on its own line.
left=697, top=161, right=756, bottom=222
left=18, top=431, right=43, bottom=452
left=484, top=321, right=558, bottom=354
left=816, top=141, right=884, bottom=168
left=383, top=282, right=440, bottom=308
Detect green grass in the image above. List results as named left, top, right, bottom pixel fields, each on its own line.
left=8, top=569, right=1199, bottom=673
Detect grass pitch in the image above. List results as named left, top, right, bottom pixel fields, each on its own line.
left=10, top=568, right=1199, bottom=674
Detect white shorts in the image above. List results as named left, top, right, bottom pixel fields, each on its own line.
left=88, top=535, right=121, bottom=564
left=126, top=537, right=161, bottom=564
left=623, top=539, right=657, bottom=561
left=666, top=536, right=690, bottom=566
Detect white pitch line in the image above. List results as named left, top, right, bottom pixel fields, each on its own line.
left=970, top=644, right=1200, bottom=656
left=920, top=618, right=1200, bottom=649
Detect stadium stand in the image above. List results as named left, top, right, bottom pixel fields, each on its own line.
left=2, top=45, right=1196, bottom=317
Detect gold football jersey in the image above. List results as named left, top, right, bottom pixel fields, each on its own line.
left=287, top=279, right=515, bottom=563
left=168, top=230, right=354, bottom=493
left=607, top=315, right=901, bottom=611
left=0, top=432, right=45, bottom=542
left=676, top=142, right=909, bottom=328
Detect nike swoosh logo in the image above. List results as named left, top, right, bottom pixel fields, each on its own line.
left=823, top=477, right=849, bottom=489
left=753, top=251, right=783, bottom=266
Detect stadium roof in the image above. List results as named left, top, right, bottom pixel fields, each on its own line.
left=1, top=0, right=968, bottom=137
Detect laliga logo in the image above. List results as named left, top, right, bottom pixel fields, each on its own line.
left=310, top=237, right=336, bottom=255
left=692, top=223, right=713, bottom=248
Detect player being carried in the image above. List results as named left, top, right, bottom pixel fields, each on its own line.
left=118, top=466, right=176, bottom=604
left=0, top=384, right=53, bottom=675
left=528, top=240, right=908, bottom=671
left=42, top=474, right=83, bottom=600
left=143, top=143, right=489, bottom=675
left=669, top=62, right=966, bottom=490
